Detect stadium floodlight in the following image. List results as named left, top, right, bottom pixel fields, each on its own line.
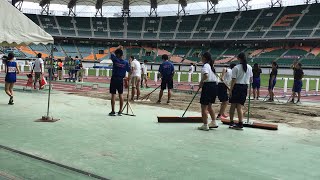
left=305, top=0, right=319, bottom=4
left=207, top=0, right=219, bottom=14
left=12, top=0, right=24, bottom=11
left=237, top=0, right=251, bottom=11
left=271, top=0, right=282, bottom=7
left=150, top=0, right=158, bottom=17
left=68, top=0, right=77, bottom=16
left=122, top=0, right=131, bottom=17
left=95, top=0, right=103, bottom=17
left=39, top=0, right=51, bottom=15
left=178, top=0, right=187, bottom=16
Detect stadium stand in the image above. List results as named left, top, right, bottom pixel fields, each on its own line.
left=215, top=11, right=239, bottom=32
left=196, top=14, right=219, bottom=32
left=161, top=16, right=179, bottom=32
left=74, top=17, right=92, bottom=37
left=178, top=15, right=198, bottom=32
left=252, top=7, right=283, bottom=30
left=272, top=5, right=307, bottom=30
left=296, top=4, right=320, bottom=29
left=127, top=17, right=143, bottom=32
left=38, top=15, right=60, bottom=35
left=56, top=16, right=76, bottom=36
left=233, top=9, right=261, bottom=31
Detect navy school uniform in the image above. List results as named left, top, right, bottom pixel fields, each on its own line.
left=293, top=69, right=304, bottom=93
left=158, top=61, right=175, bottom=90
left=5, top=61, right=17, bottom=83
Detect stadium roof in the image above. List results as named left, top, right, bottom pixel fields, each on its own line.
left=20, top=0, right=211, bottom=6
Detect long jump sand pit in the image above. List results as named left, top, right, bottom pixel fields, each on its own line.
left=77, top=90, right=320, bottom=130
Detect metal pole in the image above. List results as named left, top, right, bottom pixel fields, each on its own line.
left=247, top=82, right=252, bottom=123
left=46, top=44, right=54, bottom=118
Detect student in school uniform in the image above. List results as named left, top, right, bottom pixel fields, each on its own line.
left=268, top=61, right=278, bottom=102
left=252, top=63, right=262, bottom=100
left=229, top=52, right=253, bottom=130
left=217, top=63, right=236, bottom=120
left=157, top=54, right=174, bottom=104
left=198, top=52, right=219, bottom=131
left=291, top=63, right=304, bottom=104
left=109, top=46, right=131, bottom=116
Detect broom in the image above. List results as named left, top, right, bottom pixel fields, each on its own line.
left=157, top=88, right=203, bottom=123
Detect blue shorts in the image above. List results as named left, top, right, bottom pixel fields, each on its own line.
left=268, top=79, right=276, bottom=90
left=292, top=80, right=303, bottom=93
left=217, top=83, right=228, bottom=102
left=200, top=82, right=217, bottom=105
left=252, top=77, right=260, bottom=89
left=229, top=84, right=248, bottom=105
left=5, top=74, right=16, bottom=83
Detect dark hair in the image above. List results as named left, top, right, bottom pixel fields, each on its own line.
left=190, top=63, right=194, bottom=65
left=162, top=54, right=168, bottom=60
left=253, top=63, right=259, bottom=70
left=115, top=49, right=123, bottom=58
left=272, top=61, right=278, bottom=69
left=297, top=62, right=302, bottom=67
left=37, top=53, right=42, bottom=58
left=144, top=60, right=148, bottom=63
left=8, top=53, right=14, bottom=60
left=130, top=56, right=135, bottom=60
left=237, top=52, right=247, bottom=72
left=202, top=52, right=215, bottom=73
left=75, top=56, right=78, bottom=58
left=230, top=63, right=236, bottom=69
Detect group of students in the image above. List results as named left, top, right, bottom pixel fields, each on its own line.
left=108, top=46, right=151, bottom=116
left=251, top=60, right=304, bottom=103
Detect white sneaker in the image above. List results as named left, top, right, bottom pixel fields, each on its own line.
left=208, top=121, right=219, bottom=129
left=198, top=124, right=209, bottom=131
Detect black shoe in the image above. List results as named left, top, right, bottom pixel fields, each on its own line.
left=109, top=111, right=116, bottom=116
left=117, top=111, right=123, bottom=116
left=156, top=100, right=161, bottom=104
left=8, top=96, right=14, bottom=105
left=231, top=122, right=244, bottom=130
left=229, top=121, right=236, bottom=128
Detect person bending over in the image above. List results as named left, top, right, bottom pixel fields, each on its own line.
left=109, top=46, right=130, bottom=116
left=157, top=54, right=174, bottom=104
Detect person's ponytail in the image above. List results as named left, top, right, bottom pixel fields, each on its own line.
left=202, top=52, right=215, bottom=73
left=237, top=52, right=247, bottom=72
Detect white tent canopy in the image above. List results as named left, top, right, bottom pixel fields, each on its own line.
left=0, top=0, right=53, bottom=46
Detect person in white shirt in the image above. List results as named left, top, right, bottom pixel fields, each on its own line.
left=217, top=63, right=236, bottom=120
left=229, top=52, right=253, bottom=130
left=198, top=52, right=219, bottom=131
left=189, top=63, right=195, bottom=81
left=140, top=60, right=149, bottom=88
left=130, top=56, right=141, bottom=100
left=31, top=53, right=44, bottom=90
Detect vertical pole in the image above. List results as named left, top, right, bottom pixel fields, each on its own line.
left=247, top=82, right=252, bottom=123
left=46, top=44, right=54, bottom=118
left=316, top=78, right=319, bottom=95
left=96, top=69, right=99, bottom=77
left=177, top=72, right=181, bottom=83
left=154, top=71, right=158, bottom=85
left=188, top=73, right=191, bottom=83
left=306, top=78, right=310, bottom=96
left=284, top=78, right=288, bottom=97
left=198, top=73, right=201, bottom=82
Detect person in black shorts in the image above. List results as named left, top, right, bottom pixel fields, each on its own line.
left=157, top=54, right=174, bottom=104
left=229, top=53, right=253, bottom=130
left=291, top=63, right=304, bottom=104
left=109, top=46, right=130, bottom=116
left=198, top=52, right=219, bottom=131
